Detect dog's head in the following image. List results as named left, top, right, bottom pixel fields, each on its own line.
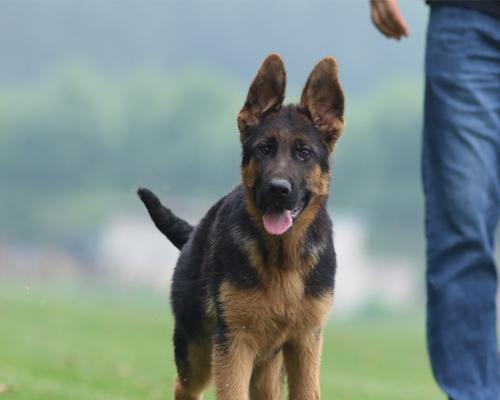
left=238, top=54, right=344, bottom=236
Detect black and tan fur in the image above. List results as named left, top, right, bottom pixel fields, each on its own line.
left=138, top=54, right=344, bottom=400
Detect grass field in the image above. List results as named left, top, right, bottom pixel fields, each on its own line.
left=0, top=281, right=444, bottom=400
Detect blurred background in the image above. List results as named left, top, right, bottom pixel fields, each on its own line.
left=0, top=1, right=474, bottom=399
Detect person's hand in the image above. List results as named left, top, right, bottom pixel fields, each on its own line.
left=370, top=0, right=409, bottom=40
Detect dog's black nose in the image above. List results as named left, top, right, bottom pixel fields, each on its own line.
left=269, top=179, right=292, bottom=197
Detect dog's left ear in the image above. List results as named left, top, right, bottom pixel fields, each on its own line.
left=237, top=54, right=286, bottom=138
left=301, top=57, right=344, bottom=151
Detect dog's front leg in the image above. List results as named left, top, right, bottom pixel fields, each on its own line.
left=283, top=329, right=323, bottom=400
left=213, top=332, right=256, bottom=400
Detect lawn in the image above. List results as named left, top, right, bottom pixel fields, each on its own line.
left=0, top=281, right=443, bottom=400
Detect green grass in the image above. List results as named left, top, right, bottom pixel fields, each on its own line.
left=0, top=281, right=444, bottom=399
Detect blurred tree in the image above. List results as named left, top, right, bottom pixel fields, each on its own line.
left=0, top=66, right=423, bottom=258
left=334, top=79, right=424, bottom=255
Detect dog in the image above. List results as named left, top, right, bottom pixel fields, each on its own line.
left=138, top=53, right=344, bottom=400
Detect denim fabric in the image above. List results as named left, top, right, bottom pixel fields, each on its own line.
left=423, top=7, right=500, bottom=400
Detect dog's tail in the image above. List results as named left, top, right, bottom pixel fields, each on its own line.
left=137, top=188, right=194, bottom=250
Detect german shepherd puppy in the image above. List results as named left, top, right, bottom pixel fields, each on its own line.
left=138, top=54, right=344, bottom=400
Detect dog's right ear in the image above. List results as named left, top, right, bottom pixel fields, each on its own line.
left=300, top=57, right=344, bottom=151
left=237, top=54, right=286, bottom=138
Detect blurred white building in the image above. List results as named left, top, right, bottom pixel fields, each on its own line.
left=100, top=212, right=420, bottom=316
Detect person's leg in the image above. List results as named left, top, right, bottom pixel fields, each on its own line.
left=423, top=7, right=500, bottom=400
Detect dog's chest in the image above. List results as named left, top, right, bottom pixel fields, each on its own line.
left=256, top=269, right=305, bottom=325
left=219, top=267, right=332, bottom=351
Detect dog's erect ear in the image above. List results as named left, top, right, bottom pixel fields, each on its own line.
left=301, top=57, right=344, bottom=150
left=237, top=54, right=286, bottom=137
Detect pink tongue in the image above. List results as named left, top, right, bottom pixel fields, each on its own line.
left=262, top=210, right=293, bottom=235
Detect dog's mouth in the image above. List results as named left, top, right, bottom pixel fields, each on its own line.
left=262, top=194, right=309, bottom=236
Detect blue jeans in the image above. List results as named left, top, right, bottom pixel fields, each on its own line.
left=423, top=6, right=500, bottom=400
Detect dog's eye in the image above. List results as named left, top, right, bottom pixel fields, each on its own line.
left=298, top=147, right=312, bottom=160
left=258, top=144, right=273, bottom=156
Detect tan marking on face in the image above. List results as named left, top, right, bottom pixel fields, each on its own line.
left=241, top=159, right=257, bottom=188
left=243, top=188, right=264, bottom=226
left=306, top=164, right=330, bottom=196
left=281, top=194, right=326, bottom=271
